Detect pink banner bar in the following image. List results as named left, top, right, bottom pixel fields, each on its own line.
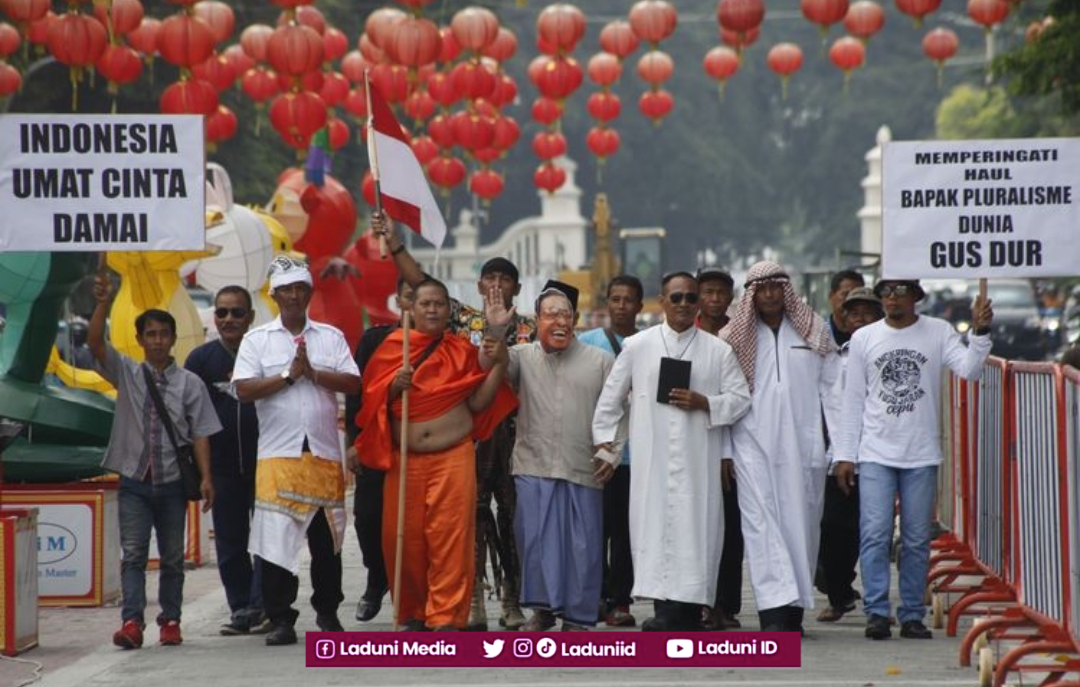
left=306, top=631, right=801, bottom=668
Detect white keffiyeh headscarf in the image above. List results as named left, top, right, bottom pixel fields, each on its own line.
left=719, top=260, right=834, bottom=391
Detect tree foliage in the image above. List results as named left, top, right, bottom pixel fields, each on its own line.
left=995, top=0, right=1080, bottom=116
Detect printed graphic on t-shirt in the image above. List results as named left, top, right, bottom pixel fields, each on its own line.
left=874, top=348, right=928, bottom=416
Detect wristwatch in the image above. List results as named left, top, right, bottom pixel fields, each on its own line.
left=280, top=369, right=295, bottom=386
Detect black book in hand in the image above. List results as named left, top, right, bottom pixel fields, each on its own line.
left=656, top=357, right=692, bottom=404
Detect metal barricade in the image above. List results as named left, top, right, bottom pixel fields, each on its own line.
left=1066, top=367, right=1080, bottom=648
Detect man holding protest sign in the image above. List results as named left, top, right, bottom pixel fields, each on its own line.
left=834, top=279, right=992, bottom=640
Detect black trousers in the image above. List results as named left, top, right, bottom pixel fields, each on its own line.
left=714, top=478, right=744, bottom=616
left=820, top=474, right=860, bottom=608
left=474, top=419, right=519, bottom=595
left=352, top=467, right=387, bottom=597
left=262, top=508, right=343, bottom=627
left=601, top=464, right=634, bottom=608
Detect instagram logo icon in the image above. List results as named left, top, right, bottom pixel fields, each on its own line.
left=315, top=639, right=336, bottom=660
left=513, top=638, right=533, bottom=658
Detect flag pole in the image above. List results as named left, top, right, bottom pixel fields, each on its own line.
left=391, top=310, right=411, bottom=631
left=364, top=69, right=388, bottom=259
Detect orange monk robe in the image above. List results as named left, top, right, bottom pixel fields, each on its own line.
left=355, top=329, right=517, bottom=469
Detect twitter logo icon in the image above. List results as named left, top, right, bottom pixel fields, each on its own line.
left=483, top=638, right=505, bottom=659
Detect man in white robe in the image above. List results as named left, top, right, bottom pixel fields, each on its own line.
left=594, top=271, right=751, bottom=632
left=720, top=260, right=841, bottom=634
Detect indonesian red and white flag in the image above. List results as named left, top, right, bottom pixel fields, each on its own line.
left=366, top=79, right=446, bottom=249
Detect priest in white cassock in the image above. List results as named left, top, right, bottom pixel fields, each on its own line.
left=593, top=271, right=751, bottom=632
left=719, top=260, right=841, bottom=635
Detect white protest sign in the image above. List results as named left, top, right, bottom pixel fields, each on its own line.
left=882, top=137, right=1080, bottom=279
left=0, top=114, right=205, bottom=252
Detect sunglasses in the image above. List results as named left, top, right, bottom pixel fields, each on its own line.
left=214, top=307, right=249, bottom=319
left=667, top=292, right=699, bottom=305
left=878, top=285, right=912, bottom=298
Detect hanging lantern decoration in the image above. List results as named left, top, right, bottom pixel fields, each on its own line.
left=0, top=21, right=20, bottom=56
left=427, top=113, right=454, bottom=149
left=326, top=116, right=348, bottom=150
left=469, top=168, right=503, bottom=204
left=92, top=0, right=143, bottom=39
left=266, top=22, right=323, bottom=77
left=410, top=135, right=439, bottom=166
left=46, top=11, right=107, bottom=110
left=192, top=51, right=236, bottom=91
left=322, top=26, right=347, bottom=63
left=766, top=42, right=803, bottom=99
left=638, top=88, right=672, bottom=125
left=843, top=1, right=884, bottom=43
left=450, top=109, right=496, bottom=152
left=967, top=0, right=1009, bottom=32
left=426, top=154, right=467, bottom=196
left=160, top=76, right=218, bottom=115
left=636, top=50, right=673, bottom=86
left=385, top=15, right=441, bottom=75
left=340, top=49, right=367, bottom=83
left=587, top=92, right=621, bottom=123
left=531, top=131, right=567, bottom=160
left=599, top=19, right=639, bottom=61
left=629, top=0, right=677, bottom=47
left=721, top=25, right=759, bottom=51
left=318, top=69, right=349, bottom=106
left=269, top=89, right=328, bottom=149
left=895, top=0, right=942, bottom=29
left=588, top=51, right=621, bottom=87
left=716, top=0, right=765, bottom=54
left=492, top=114, right=520, bottom=154
left=489, top=72, right=518, bottom=108
left=404, top=87, right=436, bottom=123
left=283, top=6, right=325, bottom=35
left=157, top=13, right=215, bottom=70
left=437, top=25, right=461, bottom=63
left=192, top=0, right=233, bottom=44
left=532, top=54, right=583, bottom=103
left=533, top=162, right=566, bottom=193
left=96, top=44, right=142, bottom=101
left=0, top=62, right=20, bottom=97
left=370, top=62, right=409, bottom=102
left=224, top=43, right=254, bottom=77
left=450, top=58, right=495, bottom=100
left=206, top=104, right=237, bottom=148
left=921, top=26, right=957, bottom=89
left=586, top=126, right=620, bottom=162
left=240, top=23, right=273, bottom=62
left=481, top=26, right=517, bottom=62
left=828, top=36, right=865, bottom=88
left=1, top=0, right=50, bottom=40
left=241, top=66, right=279, bottom=134
left=25, top=11, right=55, bottom=54
left=801, top=0, right=850, bottom=42
left=702, top=46, right=739, bottom=99
left=536, top=3, right=585, bottom=55
left=450, top=6, right=499, bottom=54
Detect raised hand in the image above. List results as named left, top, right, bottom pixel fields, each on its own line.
left=971, top=294, right=994, bottom=331
left=483, top=284, right=516, bottom=334
left=93, top=273, right=114, bottom=303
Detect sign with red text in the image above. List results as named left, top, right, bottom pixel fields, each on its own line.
left=306, top=632, right=801, bottom=669
left=0, top=114, right=205, bottom=252
left=882, top=137, right=1080, bottom=279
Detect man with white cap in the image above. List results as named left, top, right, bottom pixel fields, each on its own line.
left=720, top=260, right=841, bottom=634
left=233, top=256, right=361, bottom=646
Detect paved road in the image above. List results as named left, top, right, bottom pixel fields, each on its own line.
left=2, top=513, right=988, bottom=687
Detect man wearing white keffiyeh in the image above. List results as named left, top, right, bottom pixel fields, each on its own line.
left=719, top=260, right=842, bottom=634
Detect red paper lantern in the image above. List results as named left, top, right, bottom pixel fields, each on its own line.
left=160, top=77, right=218, bottom=114
left=358, top=32, right=384, bottom=64
left=599, top=19, right=639, bottom=60
left=587, top=52, right=621, bottom=86
left=126, top=16, right=158, bottom=58
left=206, top=104, right=237, bottom=143
left=469, top=168, right=503, bottom=202
left=537, top=3, right=586, bottom=53
left=323, top=27, right=347, bottom=62
left=450, top=6, right=499, bottom=53
left=702, top=45, right=739, bottom=96
left=533, top=163, right=566, bottom=193
left=0, top=0, right=49, bottom=28
left=269, top=90, right=328, bottom=148
left=426, top=71, right=458, bottom=108
left=157, top=13, right=214, bottom=69
left=0, top=22, right=20, bottom=57
left=26, top=11, right=55, bottom=48
left=96, top=44, right=142, bottom=93
left=451, top=110, right=495, bottom=151
left=426, top=113, right=454, bottom=149
left=371, top=63, right=409, bottom=102
left=404, top=87, right=436, bottom=122
left=829, top=36, right=865, bottom=80
left=532, top=131, right=567, bottom=160
left=193, top=0, right=233, bottom=43
left=636, top=50, right=673, bottom=85
left=450, top=58, right=496, bottom=100
left=267, top=23, right=323, bottom=77
left=223, top=43, right=255, bottom=77
left=241, top=66, right=279, bottom=103
left=46, top=12, right=107, bottom=68
left=438, top=25, right=461, bottom=63
left=922, top=26, right=957, bottom=61
left=340, top=50, right=367, bottom=83
left=364, top=7, right=405, bottom=52
left=411, top=135, right=439, bottom=165
left=801, top=0, right=850, bottom=33
left=341, top=87, right=367, bottom=120
left=717, top=0, right=765, bottom=35
left=240, top=23, right=273, bottom=62
left=492, top=115, right=520, bottom=151
left=192, top=51, right=236, bottom=91
left=534, top=55, right=583, bottom=101
left=481, top=26, right=517, bottom=62
left=586, top=126, right=620, bottom=159
left=530, top=96, right=562, bottom=125
left=721, top=25, right=759, bottom=50
left=767, top=42, right=803, bottom=76
left=489, top=73, right=518, bottom=108
left=844, top=1, right=885, bottom=40
left=638, top=88, right=673, bottom=123
left=967, top=0, right=1009, bottom=30
left=327, top=117, right=348, bottom=150
left=92, top=0, right=143, bottom=37
left=385, top=16, right=440, bottom=68
left=895, top=0, right=941, bottom=28
left=586, top=91, right=621, bottom=121
left=0, top=62, right=21, bottom=96
left=319, top=70, right=349, bottom=107
left=629, top=0, right=677, bottom=45
left=277, top=69, right=322, bottom=94
left=427, top=155, right=466, bottom=192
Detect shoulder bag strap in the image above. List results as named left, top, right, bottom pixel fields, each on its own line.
left=143, top=366, right=182, bottom=454
left=603, top=328, right=623, bottom=356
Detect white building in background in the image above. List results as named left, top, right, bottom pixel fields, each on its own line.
left=859, top=125, right=890, bottom=261
left=409, top=156, right=589, bottom=312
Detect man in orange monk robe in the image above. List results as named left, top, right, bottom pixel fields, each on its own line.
left=356, top=277, right=517, bottom=630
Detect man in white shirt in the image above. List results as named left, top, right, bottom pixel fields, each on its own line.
left=594, top=272, right=751, bottom=631
left=233, top=257, right=361, bottom=646
left=834, top=279, right=992, bottom=641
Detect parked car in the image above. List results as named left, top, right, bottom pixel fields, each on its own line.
left=976, top=279, right=1050, bottom=361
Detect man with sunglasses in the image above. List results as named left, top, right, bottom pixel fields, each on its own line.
left=720, top=260, right=841, bottom=634
left=185, top=287, right=266, bottom=636
left=833, top=279, right=992, bottom=641
left=594, top=271, right=751, bottom=631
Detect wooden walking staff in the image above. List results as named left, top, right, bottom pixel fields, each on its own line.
left=363, top=70, right=389, bottom=259
left=391, top=310, right=411, bottom=631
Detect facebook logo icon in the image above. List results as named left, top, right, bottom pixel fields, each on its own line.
left=315, top=639, right=336, bottom=659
